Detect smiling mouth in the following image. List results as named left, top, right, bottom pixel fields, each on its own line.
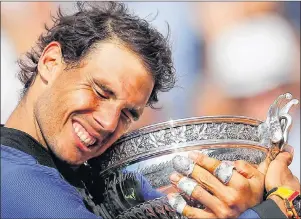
left=72, top=122, right=97, bottom=147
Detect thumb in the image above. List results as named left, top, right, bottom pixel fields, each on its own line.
left=258, top=145, right=294, bottom=175
left=275, top=145, right=294, bottom=166
left=280, top=145, right=294, bottom=165
left=257, top=146, right=280, bottom=175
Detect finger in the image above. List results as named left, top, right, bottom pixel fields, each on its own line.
left=170, top=173, right=197, bottom=196
left=170, top=173, right=224, bottom=211
left=188, top=151, right=221, bottom=173
left=257, top=156, right=270, bottom=175
left=258, top=145, right=294, bottom=175
left=188, top=151, right=246, bottom=188
left=183, top=205, right=216, bottom=219
left=172, top=155, right=195, bottom=176
left=257, top=146, right=279, bottom=175
left=167, top=193, right=216, bottom=219
left=274, top=151, right=293, bottom=166
left=190, top=162, right=228, bottom=195
left=234, top=160, right=260, bottom=179
left=172, top=155, right=226, bottom=192
left=251, top=163, right=259, bottom=169
left=283, top=144, right=294, bottom=155
left=282, top=145, right=294, bottom=165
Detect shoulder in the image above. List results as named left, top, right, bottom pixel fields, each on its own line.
left=1, top=144, right=65, bottom=188
left=1, top=144, right=78, bottom=196
left=1, top=146, right=100, bottom=218
left=1, top=144, right=37, bottom=165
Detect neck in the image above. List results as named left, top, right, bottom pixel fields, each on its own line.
left=5, top=92, right=48, bottom=151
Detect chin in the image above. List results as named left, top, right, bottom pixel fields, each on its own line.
left=52, top=149, right=86, bottom=166
left=63, top=156, right=87, bottom=165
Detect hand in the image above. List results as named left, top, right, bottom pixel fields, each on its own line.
left=168, top=151, right=270, bottom=219
left=265, top=145, right=300, bottom=192
left=265, top=145, right=300, bottom=217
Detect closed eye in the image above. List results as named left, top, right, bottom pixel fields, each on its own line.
left=122, top=109, right=139, bottom=122
left=121, top=111, right=133, bottom=125
left=94, top=89, right=109, bottom=99
left=129, top=109, right=139, bottom=121
left=93, top=81, right=116, bottom=99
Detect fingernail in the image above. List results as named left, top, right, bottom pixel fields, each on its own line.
left=188, top=151, right=198, bottom=160
left=170, top=173, right=181, bottom=182
left=283, top=145, right=294, bottom=154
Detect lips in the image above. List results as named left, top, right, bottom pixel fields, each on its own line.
left=72, top=122, right=97, bottom=147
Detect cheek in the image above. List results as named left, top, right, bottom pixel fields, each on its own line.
left=36, top=87, right=99, bottom=131
left=52, top=73, right=98, bottom=112
left=34, top=90, right=59, bottom=140
left=72, top=91, right=96, bottom=109
left=58, top=89, right=98, bottom=114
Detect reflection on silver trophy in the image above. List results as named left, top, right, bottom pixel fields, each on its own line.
left=79, top=93, right=298, bottom=219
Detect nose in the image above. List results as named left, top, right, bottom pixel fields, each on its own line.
left=92, top=103, right=120, bottom=133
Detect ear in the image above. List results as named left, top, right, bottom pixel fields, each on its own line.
left=37, top=42, right=64, bottom=85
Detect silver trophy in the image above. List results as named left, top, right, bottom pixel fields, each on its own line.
left=79, top=93, right=299, bottom=219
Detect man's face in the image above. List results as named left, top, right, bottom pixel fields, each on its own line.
left=34, top=41, right=154, bottom=165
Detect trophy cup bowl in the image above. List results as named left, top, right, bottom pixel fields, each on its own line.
left=79, top=93, right=298, bottom=219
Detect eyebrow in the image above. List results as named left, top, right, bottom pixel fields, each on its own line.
left=94, top=80, right=141, bottom=121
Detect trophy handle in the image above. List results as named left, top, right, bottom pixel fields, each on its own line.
left=259, top=93, right=299, bottom=151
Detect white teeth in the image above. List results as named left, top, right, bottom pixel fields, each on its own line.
left=87, top=138, right=92, bottom=145
left=90, top=138, right=96, bottom=144
left=73, top=122, right=96, bottom=147
left=78, top=132, right=85, bottom=139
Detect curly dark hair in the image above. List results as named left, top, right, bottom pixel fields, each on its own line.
left=18, top=2, right=176, bottom=108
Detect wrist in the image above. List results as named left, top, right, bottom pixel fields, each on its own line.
left=266, top=187, right=300, bottom=218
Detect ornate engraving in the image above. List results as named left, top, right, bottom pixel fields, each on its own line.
left=116, top=197, right=187, bottom=219
left=138, top=161, right=174, bottom=189
left=206, top=148, right=266, bottom=164
left=90, top=121, right=261, bottom=173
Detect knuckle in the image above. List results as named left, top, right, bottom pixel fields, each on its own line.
left=195, top=153, right=205, bottom=165
left=218, top=207, right=236, bottom=219
left=234, top=160, right=244, bottom=166
left=284, top=152, right=293, bottom=160
left=217, top=207, right=228, bottom=218
left=185, top=209, right=195, bottom=218
left=256, top=174, right=265, bottom=187
left=192, top=186, right=204, bottom=198
left=258, top=171, right=264, bottom=179
left=238, top=181, right=250, bottom=191
left=226, top=194, right=239, bottom=207
left=235, top=160, right=247, bottom=167
left=199, top=172, right=210, bottom=184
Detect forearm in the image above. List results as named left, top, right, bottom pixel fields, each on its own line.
left=239, top=199, right=287, bottom=219
left=268, top=195, right=288, bottom=217
left=266, top=187, right=301, bottom=218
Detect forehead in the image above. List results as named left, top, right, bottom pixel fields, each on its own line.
left=88, top=41, right=147, bottom=73
left=83, top=41, right=154, bottom=104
